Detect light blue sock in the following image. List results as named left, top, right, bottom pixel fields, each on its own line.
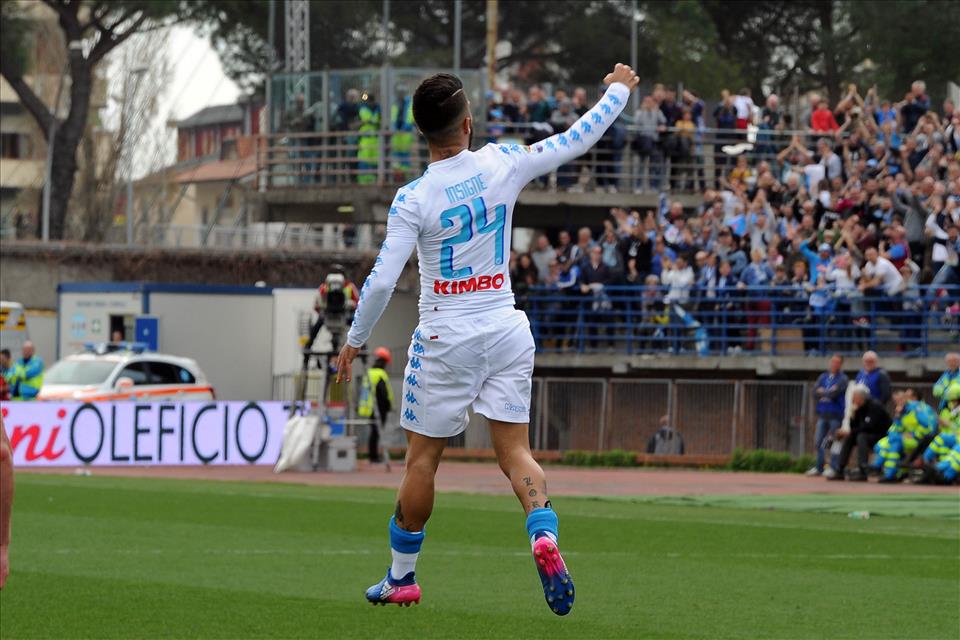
left=525, top=507, right=559, bottom=546
left=389, top=516, right=424, bottom=581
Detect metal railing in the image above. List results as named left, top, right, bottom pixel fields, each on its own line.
left=523, top=284, right=959, bottom=358
left=256, top=123, right=839, bottom=194
left=96, top=222, right=381, bottom=250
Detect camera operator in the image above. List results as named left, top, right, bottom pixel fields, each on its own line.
left=308, top=264, right=359, bottom=355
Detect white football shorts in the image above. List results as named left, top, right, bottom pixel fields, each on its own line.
left=398, top=307, right=535, bottom=438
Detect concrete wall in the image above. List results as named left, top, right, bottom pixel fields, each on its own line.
left=150, top=292, right=275, bottom=401
left=0, top=241, right=391, bottom=310
left=23, top=310, right=56, bottom=368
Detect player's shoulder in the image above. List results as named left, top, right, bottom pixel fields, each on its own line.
left=391, top=171, right=430, bottom=211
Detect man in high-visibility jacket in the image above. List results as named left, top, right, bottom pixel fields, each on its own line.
left=358, top=347, right=394, bottom=463
left=390, top=84, right=416, bottom=180
left=357, top=93, right=381, bottom=185
left=872, top=389, right=937, bottom=482
left=924, top=379, right=960, bottom=479
left=932, top=352, right=960, bottom=411
left=9, top=341, right=43, bottom=401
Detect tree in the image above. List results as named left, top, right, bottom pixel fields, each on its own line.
left=852, top=0, right=960, bottom=108
left=74, top=30, right=172, bottom=242
left=199, top=0, right=741, bottom=96
left=0, top=0, right=194, bottom=240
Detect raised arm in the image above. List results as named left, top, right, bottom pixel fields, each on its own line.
left=512, top=63, right=638, bottom=185
left=337, top=192, right=419, bottom=381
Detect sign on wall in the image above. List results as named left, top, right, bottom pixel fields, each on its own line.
left=1, top=402, right=292, bottom=466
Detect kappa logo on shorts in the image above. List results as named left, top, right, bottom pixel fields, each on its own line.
left=414, top=329, right=424, bottom=342
left=403, top=408, right=420, bottom=423
left=412, top=343, right=425, bottom=355
left=405, top=391, right=420, bottom=405
left=405, top=373, right=421, bottom=387
left=410, top=357, right=422, bottom=370
left=504, top=402, right=527, bottom=413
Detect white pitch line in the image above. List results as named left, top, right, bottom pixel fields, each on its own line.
left=45, top=548, right=952, bottom=561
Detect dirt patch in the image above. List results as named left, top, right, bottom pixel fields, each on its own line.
left=21, top=462, right=957, bottom=497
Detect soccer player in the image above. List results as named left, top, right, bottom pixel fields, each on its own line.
left=336, top=63, right=639, bottom=615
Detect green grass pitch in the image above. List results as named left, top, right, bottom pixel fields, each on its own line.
left=1, top=474, right=957, bottom=639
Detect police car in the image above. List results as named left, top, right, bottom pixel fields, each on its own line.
left=37, top=343, right=215, bottom=402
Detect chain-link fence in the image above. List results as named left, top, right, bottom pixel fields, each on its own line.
left=542, top=378, right=607, bottom=451
left=674, top=380, right=738, bottom=455
left=603, top=380, right=671, bottom=452
left=271, top=374, right=938, bottom=458
left=739, top=381, right=809, bottom=457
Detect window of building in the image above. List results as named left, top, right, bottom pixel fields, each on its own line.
left=1, top=133, right=23, bottom=159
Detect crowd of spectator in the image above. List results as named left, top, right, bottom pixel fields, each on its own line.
left=507, top=78, right=960, bottom=354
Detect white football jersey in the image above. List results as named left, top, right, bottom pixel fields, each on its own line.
left=346, top=82, right=631, bottom=347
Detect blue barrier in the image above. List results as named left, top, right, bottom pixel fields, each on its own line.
left=521, top=284, right=958, bottom=357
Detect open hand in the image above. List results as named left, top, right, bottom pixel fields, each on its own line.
left=335, top=344, right=360, bottom=384
left=603, top=63, right=640, bottom=92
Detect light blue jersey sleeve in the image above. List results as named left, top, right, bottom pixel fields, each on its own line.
left=347, top=190, right=420, bottom=347
left=508, top=82, right=631, bottom=186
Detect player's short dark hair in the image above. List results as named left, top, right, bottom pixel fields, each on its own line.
left=0, top=348, right=9, bottom=358
left=413, top=73, right=469, bottom=143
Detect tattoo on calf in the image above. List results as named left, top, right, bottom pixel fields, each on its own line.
left=531, top=501, right=542, bottom=509
left=528, top=489, right=537, bottom=497
left=394, top=500, right=404, bottom=525
left=523, top=476, right=533, bottom=486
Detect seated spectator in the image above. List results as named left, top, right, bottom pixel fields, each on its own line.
left=827, top=383, right=892, bottom=481
left=646, top=415, right=685, bottom=455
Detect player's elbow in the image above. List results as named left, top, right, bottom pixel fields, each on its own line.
left=365, top=278, right=396, bottom=298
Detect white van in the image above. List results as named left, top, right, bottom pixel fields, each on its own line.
left=0, top=301, right=29, bottom=359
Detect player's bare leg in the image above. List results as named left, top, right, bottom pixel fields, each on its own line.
left=365, top=430, right=444, bottom=606
left=490, top=420, right=547, bottom=513
left=490, top=420, right=574, bottom=616
left=0, top=414, right=13, bottom=589
left=394, top=431, right=446, bottom=530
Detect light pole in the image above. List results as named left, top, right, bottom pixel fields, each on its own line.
left=125, top=66, right=147, bottom=245
left=453, top=0, right=462, bottom=71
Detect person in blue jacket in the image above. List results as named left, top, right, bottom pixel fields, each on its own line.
left=806, top=354, right=848, bottom=476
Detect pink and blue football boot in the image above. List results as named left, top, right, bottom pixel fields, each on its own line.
left=532, top=534, right=575, bottom=615
left=365, top=570, right=422, bottom=607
